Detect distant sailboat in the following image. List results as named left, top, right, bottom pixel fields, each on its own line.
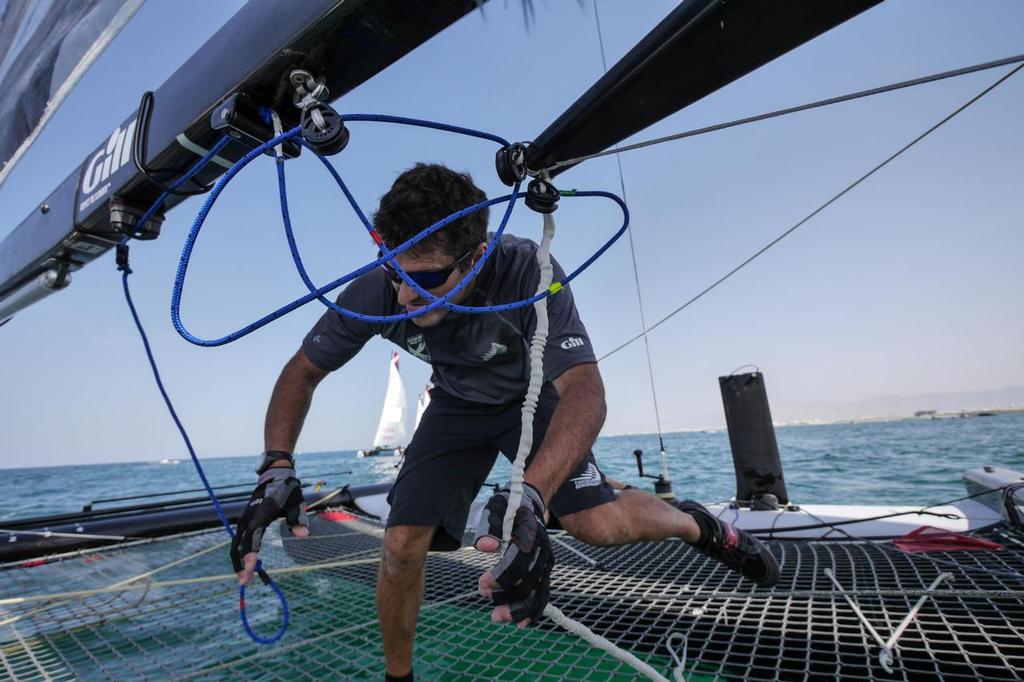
left=358, top=351, right=407, bottom=457
left=413, top=384, right=431, bottom=433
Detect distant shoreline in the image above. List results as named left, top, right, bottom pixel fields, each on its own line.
left=605, top=406, right=1024, bottom=437
left=3, top=409, right=1022, bottom=470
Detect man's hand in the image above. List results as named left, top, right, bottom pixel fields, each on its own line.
left=473, top=483, right=554, bottom=628
left=231, top=467, right=309, bottom=585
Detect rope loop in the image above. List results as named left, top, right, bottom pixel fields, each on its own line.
left=239, top=561, right=289, bottom=645
left=170, top=113, right=629, bottom=347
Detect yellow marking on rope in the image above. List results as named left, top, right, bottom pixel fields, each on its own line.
left=548, top=282, right=563, bottom=295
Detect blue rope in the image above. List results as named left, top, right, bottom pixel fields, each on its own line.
left=122, top=111, right=629, bottom=647
left=296, top=141, right=631, bottom=315
left=116, top=135, right=288, bottom=645
left=171, top=115, right=629, bottom=346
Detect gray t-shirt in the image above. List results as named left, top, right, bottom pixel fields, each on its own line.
left=302, top=233, right=596, bottom=404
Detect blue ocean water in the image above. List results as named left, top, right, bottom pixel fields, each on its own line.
left=1, top=412, right=1021, bottom=522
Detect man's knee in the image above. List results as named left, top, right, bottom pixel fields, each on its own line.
left=558, top=501, right=625, bottom=546
left=380, top=525, right=433, bottom=578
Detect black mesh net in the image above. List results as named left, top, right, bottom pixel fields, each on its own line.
left=2, top=511, right=1022, bottom=681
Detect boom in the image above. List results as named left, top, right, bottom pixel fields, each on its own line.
left=0, top=0, right=478, bottom=321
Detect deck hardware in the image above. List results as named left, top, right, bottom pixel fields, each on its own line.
left=210, top=92, right=301, bottom=158
left=524, top=176, right=559, bottom=213
left=825, top=567, right=951, bottom=673
left=289, top=68, right=347, bottom=155
left=495, top=142, right=528, bottom=185
left=300, top=104, right=348, bottom=155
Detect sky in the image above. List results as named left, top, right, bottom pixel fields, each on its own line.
left=0, top=0, right=1021, bottom=468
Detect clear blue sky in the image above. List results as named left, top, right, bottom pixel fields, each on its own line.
left=1, top=0, right=1021, bottom=467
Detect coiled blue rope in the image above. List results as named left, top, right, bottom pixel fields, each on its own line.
left=287, top=144, right=630, bottom=316
left=116, top=136, right=289, bottom=645
left=171, top=115, right=629, bottom=346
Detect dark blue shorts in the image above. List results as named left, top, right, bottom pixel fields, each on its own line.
left=386, top=383, right=615, bottom=551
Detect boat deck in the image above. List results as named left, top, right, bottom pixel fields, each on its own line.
left=1, top=512, right=1022, bottom=680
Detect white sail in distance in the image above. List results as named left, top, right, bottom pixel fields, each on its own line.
left=414, top=385, right=431, bottom=432
left=372, top=351, right=407, bottom=449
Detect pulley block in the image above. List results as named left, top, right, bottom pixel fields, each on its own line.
left=525, top=178, right=560, bottom=213
left=300, top=104, right=349, bottom=156
left=495, top=142, right=528, bottom=186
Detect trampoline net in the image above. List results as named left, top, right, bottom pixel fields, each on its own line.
left=2, top=512, right=1022, bottom=681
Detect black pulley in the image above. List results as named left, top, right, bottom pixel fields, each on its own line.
left=525, top=178, right=559, bottom=213
left=495, top=142, right=528, bottom=186
left=300, top=104, right=349, bottom=155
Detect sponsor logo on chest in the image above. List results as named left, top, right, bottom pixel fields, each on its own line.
left=406, top=333, right=431, bottom=361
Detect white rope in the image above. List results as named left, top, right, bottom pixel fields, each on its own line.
left=269, top=110, right=285, bottom=158
left=498, top=204, right=669, bottom=681
left=501, top=207, right=555, bottom=540
left=0, top=554, right=384, bottom=606
left=0, top=527, right=127, bottom=541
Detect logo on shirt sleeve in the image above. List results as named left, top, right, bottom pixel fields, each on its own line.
left=560, top=336, right=586, bottom=350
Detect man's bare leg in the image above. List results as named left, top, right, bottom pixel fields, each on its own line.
left=377, top=525, right=435, bottom=677
left=557, top=488, right=779, bottom=587
left=558, top=489, right=700, bottom=546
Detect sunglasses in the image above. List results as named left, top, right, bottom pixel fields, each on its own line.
left=378, top=249, right=474, bottom=290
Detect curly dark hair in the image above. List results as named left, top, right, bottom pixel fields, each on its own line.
left=373, top=163, right=488, bottom=263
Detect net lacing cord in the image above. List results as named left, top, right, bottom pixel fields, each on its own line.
left=499, top=193, right=673, bottom=682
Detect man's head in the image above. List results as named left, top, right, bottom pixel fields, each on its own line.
left=374, top=163, right=489, bottom=327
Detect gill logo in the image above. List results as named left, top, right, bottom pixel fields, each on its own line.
left=560, top=337, right=586, bottom=350
left=81, top=120, right=138, bottom=196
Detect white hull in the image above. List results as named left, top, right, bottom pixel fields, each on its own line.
left=343, top=467, right=1021, bottom=541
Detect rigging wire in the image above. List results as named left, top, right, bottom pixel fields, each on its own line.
left=592, top=0, right=669, bottom=478
left=544, top=53, right=1024, bottom=173
left=599, top=60, right=1024, bottom=362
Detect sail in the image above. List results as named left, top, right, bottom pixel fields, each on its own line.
left=414, top=385, right=432, bottom=432
left=371, top=351, right=407, bottom=449
left=0, top=0, right=144, bottom=187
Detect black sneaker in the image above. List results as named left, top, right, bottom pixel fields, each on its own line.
left=675, top=500, right=780, bottom=587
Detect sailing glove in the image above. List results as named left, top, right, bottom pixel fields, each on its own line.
left=230, top=466, right=307, bottom=573
left=474, top=482, right=554, bottom=623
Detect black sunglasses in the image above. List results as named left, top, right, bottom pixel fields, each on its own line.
left=378, top=249, right=474, bottom=290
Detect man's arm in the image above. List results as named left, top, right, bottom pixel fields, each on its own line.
left=523, top=362, right=606, bottom=504
left=264, top=348, right=329, bottom=465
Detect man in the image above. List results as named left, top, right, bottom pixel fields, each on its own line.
left=231, top=163, right=778, bottom=681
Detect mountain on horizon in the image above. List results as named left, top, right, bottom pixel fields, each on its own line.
left=626, top=384, right=1024, bottom=435
left=777, top=384, right=1024, bottom=424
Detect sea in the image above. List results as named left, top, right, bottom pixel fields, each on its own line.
left=2, top=412, right=1022, bottom=522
